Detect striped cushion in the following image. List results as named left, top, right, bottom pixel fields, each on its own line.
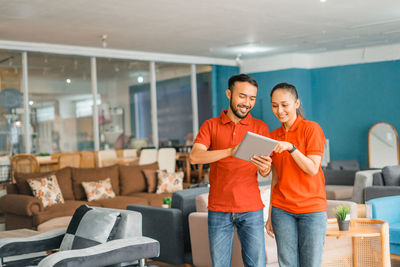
left=60, top=205, right=121, bottom=251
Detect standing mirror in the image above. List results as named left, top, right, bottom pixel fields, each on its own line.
left=368, top=122, right=400, bottom=168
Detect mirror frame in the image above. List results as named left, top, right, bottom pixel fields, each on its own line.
left=368, top=122, right=400, bottom=168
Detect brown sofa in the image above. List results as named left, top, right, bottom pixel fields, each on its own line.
left=0, top=163, right=173, bottom=230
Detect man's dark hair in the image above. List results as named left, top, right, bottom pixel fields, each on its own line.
left=228, top=74, right=258, bottom=91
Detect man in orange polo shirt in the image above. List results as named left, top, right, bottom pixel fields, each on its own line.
left=190, top=74, right=272, bottom=267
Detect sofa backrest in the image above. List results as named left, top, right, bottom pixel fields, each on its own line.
left=71, top=165, right=120, bottom=200
left=171, top=187, right=210, bottom=254
left=118, top=162, right=158, bottom=195
left=14, top=167, right=75, bottom=200
left=327, top=159, right=359, bottom=171
left=381, top=165, right=400, bottom=186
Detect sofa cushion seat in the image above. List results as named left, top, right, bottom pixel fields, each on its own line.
left=71, top=165, right=120, bottom=200
left=129, top=192, right=173, bottom=207
left=14, top=167, right=74, bottom=200
left=325, top=185, right=353, bottom=200
left=92, top=196, right=148, bottom=209
left=33, top=200, right=89, bottom=226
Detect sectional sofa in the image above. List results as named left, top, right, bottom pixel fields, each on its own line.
left=0, top=163, right=172, bottom=230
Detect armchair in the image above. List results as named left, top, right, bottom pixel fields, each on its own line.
left=366, top=195, right=400, bottom=255
left=127, top=186, right=209, bottom=265
left=352, top=165, right=400, bottom=203
left=0, top=206, right=159, bottom=267
left=324, top=159, right=359, bottom=200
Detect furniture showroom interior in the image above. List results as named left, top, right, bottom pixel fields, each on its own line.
left=0, top=1, right=400, bottom=266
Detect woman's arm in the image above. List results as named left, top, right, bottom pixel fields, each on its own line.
left=274, top=142, right=322, bottom=176
left=189, top=143, right=237, bottom=164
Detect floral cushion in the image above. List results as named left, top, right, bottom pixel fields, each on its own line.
left=27, top=175, right=65, bottom=208
left=156, top=171, right=184, bottom=194
left=81, top=178, right=116, bottom=202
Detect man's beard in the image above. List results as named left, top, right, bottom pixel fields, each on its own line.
left=230, top=96, right=250, bottom=119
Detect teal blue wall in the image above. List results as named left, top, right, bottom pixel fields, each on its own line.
left=310, top=60, right=400, bottom=167
left=211, top=60, right=400, bottom=168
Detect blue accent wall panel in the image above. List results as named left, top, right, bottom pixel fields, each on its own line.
left=211, top=65, right=239, bottom=117
left=311, top=60, right=400, bottom=167
left=249, top=69, right=312, bottom=131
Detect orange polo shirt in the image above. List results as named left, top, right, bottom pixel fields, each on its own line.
left=194, top=110, right=270, bottom=212
left=270, top=116, right=327, bottom=214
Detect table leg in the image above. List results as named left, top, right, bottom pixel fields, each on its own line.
left=185, top=157, right=191, bottom=183
left=352, top=236, right=358, bottom=267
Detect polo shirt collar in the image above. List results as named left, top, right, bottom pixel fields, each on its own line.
left=281, top=115, right=303, bottom=132
left=219, top=110, right=252, bottom=125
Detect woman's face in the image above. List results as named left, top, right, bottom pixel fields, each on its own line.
left=271, top=89, right=300, bottom=124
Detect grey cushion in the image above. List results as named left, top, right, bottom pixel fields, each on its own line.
left=372, top=172, right=384, bottom=185
left=60, top=205, right=121, bottom=251
left=382, top=165, right=400, bottom=186
left=324, top=170, right=356, bottom=185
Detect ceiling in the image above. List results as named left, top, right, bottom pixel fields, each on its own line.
left=1, top=0, right=400, bottom=60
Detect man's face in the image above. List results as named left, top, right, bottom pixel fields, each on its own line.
left=227, top=81, right=257, bottom=119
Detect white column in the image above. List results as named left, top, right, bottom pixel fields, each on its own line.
left=91, top=57, right=100, bottom=151
left=190, top=64, right=199, bottom=136
left=149, top=61, right=159, bottom=148
left=21, top=52, right=31, bottom=153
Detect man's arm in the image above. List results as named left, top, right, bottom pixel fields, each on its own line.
left=189, top=143, right=236, bottom=164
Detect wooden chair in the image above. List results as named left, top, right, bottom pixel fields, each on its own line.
left=10, top=154, right=40, bottom=175
left=79, top=151, right=96, bottom=168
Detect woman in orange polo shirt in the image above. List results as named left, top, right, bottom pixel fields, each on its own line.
left=266, top=82, right=327, bottom=267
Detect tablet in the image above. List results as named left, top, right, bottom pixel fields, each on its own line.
left=234, top=131, right=278, bottom=162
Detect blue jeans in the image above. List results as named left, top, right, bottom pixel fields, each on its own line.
left=208, top=209, right=266, bottom=267
left=271, top=206, right=327, bottom=267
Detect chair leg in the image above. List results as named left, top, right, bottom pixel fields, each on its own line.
left=139, top=259, right=145, bottom=267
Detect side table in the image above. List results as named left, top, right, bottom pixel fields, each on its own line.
left=324, top=218, right=390, bottom=267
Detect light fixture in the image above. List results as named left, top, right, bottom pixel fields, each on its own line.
left=114, top=64, right=120, bottom=73
left=137, top=75, right=144, bottom=83
left=320, top=0, right=327, bottom=2
left=29, top=100, right=34, bottom=105
left=101, top=34, right=108, bottom=48
left=66, top=78, right=71, bottom=84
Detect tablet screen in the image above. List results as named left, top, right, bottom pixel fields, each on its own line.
left=234, top=131, right=278, bottom=162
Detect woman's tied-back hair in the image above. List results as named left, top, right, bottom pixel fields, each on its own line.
left=270, top=82, right=305, bottom=118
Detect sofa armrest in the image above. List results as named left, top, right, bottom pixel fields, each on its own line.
left=0, top=228, right=65, bottom=258
left=351, top=170, right=381, bottom=204
left=38, top=237, right=159, bottom=267
left=364, top=186, right=400, bottom=202
left=127, top=204, right=185, bottom=265
left=0, top=194, right=44, bottom=216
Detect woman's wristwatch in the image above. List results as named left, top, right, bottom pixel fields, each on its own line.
left=288, top=144, right=297, bottom=153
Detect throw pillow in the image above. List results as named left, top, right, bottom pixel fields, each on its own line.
left=142, top=169, right=158, bottom=193
left=60, top=205, right=121, bottom=251
left=27, top=175, right=65, bottom=208
left=81, top=178, right=116, bottom=202
left=156, top=170, right=184, bottom=194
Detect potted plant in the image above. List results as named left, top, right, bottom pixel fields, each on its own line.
left=162, top=197, right=172, bottom=208
left=333, top=205, right=350, bottom=231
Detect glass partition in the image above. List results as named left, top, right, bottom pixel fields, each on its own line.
left=0, top=51, right=24, bottom=154
left=97, top=58, right=150, bottom=150
left=27, top=53, right=92, bottom=154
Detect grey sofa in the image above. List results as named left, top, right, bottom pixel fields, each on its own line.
left=324, top=160, right=359, bottom=200
left=352, top=165, right=400, bottom=203
left=127, top=186, right=209, bottom=265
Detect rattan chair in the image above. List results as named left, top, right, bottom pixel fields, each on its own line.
left=10, top=154, right=40, bottom=174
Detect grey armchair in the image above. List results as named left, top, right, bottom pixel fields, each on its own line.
left=0, top=206, right=159, bottom=267
left=352, top=165, right=400, bottom=203
left=324, top=159, right=360, bottom=200
left=127, top=186, right=209, bottom=265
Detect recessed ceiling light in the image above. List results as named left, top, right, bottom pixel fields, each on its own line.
left=66, top=78, right=71, bottom=84
left=29, top=100, right=34, bottom=105
left=228, top=44, right=272, bottom=55
left=320, top=0, right=327, bottom=2
left=137, top=76, right=144, bottom=83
